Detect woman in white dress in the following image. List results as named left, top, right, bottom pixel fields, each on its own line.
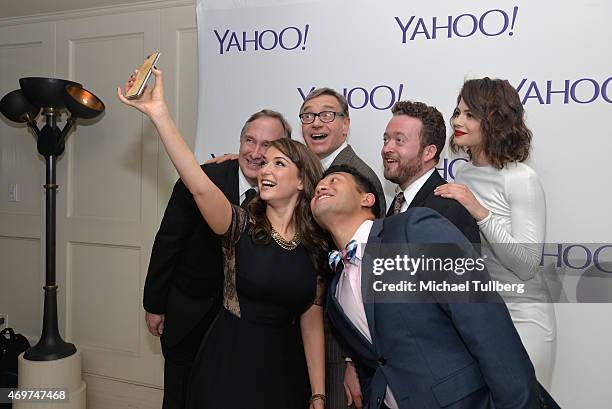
left=434, top=77, right=556, bottom=389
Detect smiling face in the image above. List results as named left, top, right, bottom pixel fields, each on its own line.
left=451, top=98, right=484, bottom=151
left=300, top=94, right=350, bottom=159
left=381, top=115, right=429, bottom=190
left=311, top=171, right=372, bottom=229
left=258, top=146, right=303, bottom=204
left=238, top=116, right=286, bottom=184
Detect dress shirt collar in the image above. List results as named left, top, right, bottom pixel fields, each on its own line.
left=320, top=142, right=348, bottom=170
left=397, top=168, right=435, bottom=210
left=349, top=219, right=374, bottom=262
left=238, top=166, right=257, bottom=201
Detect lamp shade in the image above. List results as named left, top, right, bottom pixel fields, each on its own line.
left=0, top=89, right=40, bottom=123
left=65, top=85, right=105, bottom=119
left=19, top=77, right=81, bottom=109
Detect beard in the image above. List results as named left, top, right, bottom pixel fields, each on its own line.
left=383, top=156, right=423, bottom=187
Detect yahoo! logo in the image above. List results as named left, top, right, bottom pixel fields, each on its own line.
left=395, top=6, right=519, bottom=42
left=541, top=244, right=612, bottom=273
left=298, top=84, right=405, bottom=111
left=436, top=157, right=468, bottom=181
left=214, top=24, right=309, bottom=55
left=514, top=77, right=612, bottom=105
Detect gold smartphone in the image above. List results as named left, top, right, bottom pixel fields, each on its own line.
left=125, top=52, right=161, bottom=99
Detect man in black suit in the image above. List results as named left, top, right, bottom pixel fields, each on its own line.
left=381, top=100, right=480, bottom=243
left=143, top=109, right=291, bottom=409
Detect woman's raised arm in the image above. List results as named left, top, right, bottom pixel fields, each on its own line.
left=117, top=67, right=231, bottom=234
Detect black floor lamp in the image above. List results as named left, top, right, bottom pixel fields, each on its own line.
left=0, top=78, right=105, bottom=362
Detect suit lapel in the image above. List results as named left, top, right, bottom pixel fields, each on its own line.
left=362, top=219, right=384, bottom=341
left=408, top=170, right=445, bottom=208
left=328, top=265, right=374, bottom=349
left=329, top=145, right=352, bottom=168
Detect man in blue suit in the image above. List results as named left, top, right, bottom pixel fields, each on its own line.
left=310, top=164, right=539, bottom=409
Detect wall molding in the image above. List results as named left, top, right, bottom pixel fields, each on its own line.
left=0, top=0, right=195, bottom=27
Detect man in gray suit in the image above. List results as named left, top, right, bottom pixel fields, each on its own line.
left=299, top=88, right=386, bottom=409
left=299, top=88, right=386, bottom=217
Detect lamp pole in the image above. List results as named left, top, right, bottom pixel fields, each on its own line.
left=0, top=78, right=104, bottom=361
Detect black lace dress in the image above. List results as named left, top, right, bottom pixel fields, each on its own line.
left=186, top=205, right=324, bottom=409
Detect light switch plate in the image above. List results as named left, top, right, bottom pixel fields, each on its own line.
left=8, top=183, right=19, bottom=202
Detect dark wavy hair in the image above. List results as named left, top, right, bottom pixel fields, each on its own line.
left=450, top=77, right=532, bottom=169
left=248, top=138, right=331, bottom=278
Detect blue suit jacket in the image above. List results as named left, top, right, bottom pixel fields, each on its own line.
left=326, top=208, right=538, bottom=409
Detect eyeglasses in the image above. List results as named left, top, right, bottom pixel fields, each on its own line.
left=299, top=111, right=345, bottom=124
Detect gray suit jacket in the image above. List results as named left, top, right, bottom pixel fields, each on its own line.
left=331, top=145, right=387, bottom=218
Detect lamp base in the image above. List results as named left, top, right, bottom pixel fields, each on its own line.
left=16, top=350, right=86, bottom=409
left=24, top=340, right=77, bottom=361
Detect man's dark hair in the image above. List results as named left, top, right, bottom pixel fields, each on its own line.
left=322, top=165, right=380, bottom=217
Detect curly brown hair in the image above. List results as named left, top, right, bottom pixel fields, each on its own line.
left=450, top=77, right=532, bottom=169
left=391, top=100, right=446, bottom=162
left=247, top=138, right=331, bottom=278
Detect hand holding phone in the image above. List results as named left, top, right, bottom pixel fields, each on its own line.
left=125, top=52, right=161, bottom=99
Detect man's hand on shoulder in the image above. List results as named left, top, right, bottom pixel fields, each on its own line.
left=204, top=153, right=238, bottom=165
left=145, top=311, right=165, bottom=337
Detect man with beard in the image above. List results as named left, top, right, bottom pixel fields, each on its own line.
left=381, top=100, right=479, bottom=242
left=342, top=101, right=481, bottom=407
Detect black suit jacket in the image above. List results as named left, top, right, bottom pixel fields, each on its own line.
left=144, top=159, right=240, bottom=359
left=389, top=170, right=481, bottom=245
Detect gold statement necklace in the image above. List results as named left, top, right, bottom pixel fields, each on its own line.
left=271, top=228, right=301, bottom=250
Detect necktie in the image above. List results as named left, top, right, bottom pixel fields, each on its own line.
left=241, top=188, right=257, bottom=208
left=387, top=191, right=406, bottom=216
left=329, top=240, right=358, bottom=273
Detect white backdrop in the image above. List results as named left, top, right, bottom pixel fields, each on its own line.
left=194, top=1, right=612, bottom=407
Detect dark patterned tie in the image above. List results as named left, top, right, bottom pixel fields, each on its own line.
left=387, top=191, right=406, bottom=216
left=328, top=240, right=358, bottom=273
left=241, top=188, right=257, bottom=208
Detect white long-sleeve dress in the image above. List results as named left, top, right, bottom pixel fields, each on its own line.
left=455, top=161, right=556, bottom=389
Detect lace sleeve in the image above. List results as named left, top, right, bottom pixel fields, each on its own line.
left=222, top=204, right=249, bottom=248
left=313, top=274, right=328, bottom=306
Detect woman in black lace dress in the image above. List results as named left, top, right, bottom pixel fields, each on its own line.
left=119, top=68, right=329, bottom=409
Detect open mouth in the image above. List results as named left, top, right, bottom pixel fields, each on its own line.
left=314, top=193, right=333, bottom=203
left=383, top=157, right=398, bottom=167
left=261, top=179, right=277, bottom=188
left=310, top=133, right=328, bottom=141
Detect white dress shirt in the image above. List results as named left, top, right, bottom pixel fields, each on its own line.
left=395, top=168, right=435, bottom=212
left=320, top=142, right=348, bottom=170
left=237, top=167, right=257, bottom=204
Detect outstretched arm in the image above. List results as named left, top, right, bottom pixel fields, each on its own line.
left=117, top=67, right=231, bottom=234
